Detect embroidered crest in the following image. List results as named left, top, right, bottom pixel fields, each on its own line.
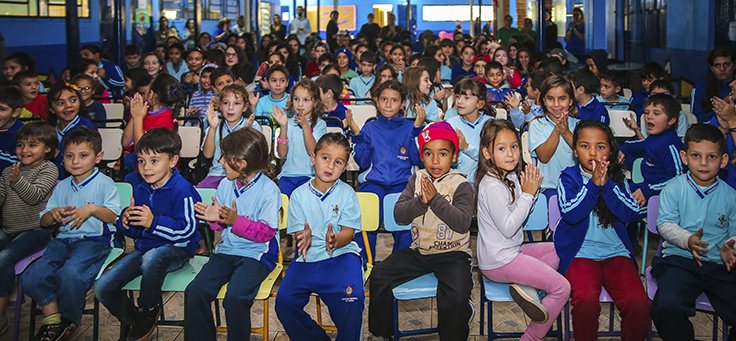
left=718, top=213, right=727, bottom=227
left=344, top=285, right=354, bottom=296
left=332, top=204, right=339, bottom=216
left=400, top=146, right=407, bottom=155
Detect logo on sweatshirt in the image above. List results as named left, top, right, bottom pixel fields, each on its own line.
left=718, top=213, right=727, bottom=227
left=398, top=146, right=408, bottom=160
left=342, top=285, right=359, bottom=302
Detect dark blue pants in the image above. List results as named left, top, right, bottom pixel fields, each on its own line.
left=185, top=253, right=270, bottom=341
left=276, top=254, right=365, bottom=341
left=651, top=255, right=736, bottom=340
left=279, top=176, right=311, bottom=196
left=356, top=181, right=412, bottom=265
left=0, top=228, right=53, bottom=297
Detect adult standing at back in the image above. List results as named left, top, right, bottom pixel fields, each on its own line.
left=289, top=7, right=312, bottom=45
left=155, top=17, right=180, bottom=47
left=271, top=14, right=287, bottom=41
left=213, top=18, right=231, bottom=43
left=327, top=11, right=340, bottom=52
left=693, top=47, right=736, bottom=123
left=360, top=13, right=381, bottom=50
left=497, top=15, right=521, bottom=47
left=379, top=13, right=403, bottom=41
left=564, top=8, right=585, bottom=57
left=231, top=15, right=246, bottom=36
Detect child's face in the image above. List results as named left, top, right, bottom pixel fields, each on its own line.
left=213, top=75, right=234, bottom=93
left=573, top=127, right=610, bottom=174
left=442, top=46, right=454, bottom=57
left=711, top=56, right=735, bottom=82
left=359, top=61, right=375, bottom=76
left=74, top=78, right=94, bottom=102
left=356, top=47, right=368, bottom=62
left=543, top=86, right=572, bottom=119
left=483, top=128, right=519, bottom=173
left=524, top=81, right=539, bottom=101
left=199, top=34, right=211, bottom=48
left=63, top=142, right=103, bottom=180
left=377, top=89, right=404, bottom=119
left=419, top=70, right=432, bottom=95
left=236, top=38, right=247, bottom=51
left=486, top=68, right=504, bottom=88
left=220, top=93, right=246, bottom=122
left=518, top=51, right=530, bottom=67
left=422, top=139, right=456, bottom=179
left=288, top=40, right=300, bottom=55
left=434, top=49, right=445, bottom=64
left=509, top=46, right=517, bottom=60
left=278, top=47, right=289, bottom=62
left=391, top=49, right=404, bottom=64
left=326, top=69, right=340, bottom=77
left=292, top=86, right=315, bottom=118
left=219, top=156, right=245, bottom=181
left=268, top=55, right=283, bottom=66
left=586, top=58, right=599, bottom=76
left=0, top=102, right=20, bottom=128
left=16, top=139, right=50, bottom=167
left=126, top=54, right=141, bottom=67
left=85, top=64, right=99, bottom=80
left=186, top=52, right=204, bottom=72
left=17, top=77, right=40, bottom=100
left=313, top=46, right=327, bottom=59
left=455, top=91, right=483, bottom=117
left=381, top=45, right=392, bottom=60
left=462, top=49, right=474, bottom=66
left=378, top=69, right=394, bottom=84
left=494, top=50, right=509, bottom=66
left=200, top=72, right=212, bottom=90
left=642, top=76, right=663, bottom=92
left=225, top=47, right=239, bottom=66
left=143, top=55, right=162, bottom=76
left=267, top=71, right=288, bottom=95
left=124, top=76, right=134, bottom=92
left=337, top=53, right=349, bottom=69
left=474, top=61, right=487, bottom=80
left=3, top=60, right=24, bottom=81
left=599, top=79, right=620, bottom=100
left=137, top=150, right=177, bottom=189
left=402, top=46, right=413, bottom=58
left=311, top=143, right=349, bottom=185
left=409, top=59, right=419, bottom=67
left=51, top=89, right=81, bottom=124
left=681, top=140, right=728, bottom=187
left=643, top=103, right=677, bottom=135
left=155, top=46, right=166, bottom=59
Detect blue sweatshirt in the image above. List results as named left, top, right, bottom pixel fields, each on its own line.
left=577, top=97, right=609, bottom=124
left=0, top=119, right=22, bottom=172
left=693, top=77, right=732, bottom=123
left=352, top=115, right=423, bottom=186
left=630, top=90, right=648, bottom=119
left=619, top=127, right=685, bottom=199
left=117, top=168, right=202, bottom=255
left=554, top=165, right=640, bottom=274
left=486, top=83, right=516, bottom=103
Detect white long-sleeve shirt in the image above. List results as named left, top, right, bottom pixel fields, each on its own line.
left=289, top=17, right=312, bottom=44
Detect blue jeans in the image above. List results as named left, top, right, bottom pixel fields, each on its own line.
left=94, top=245, right=190, bottom=319
left=185, top=253, right=270, bottom=341
left=22, top=238, right=111, bottom=324
left=0, top=228, right=53, bottom=297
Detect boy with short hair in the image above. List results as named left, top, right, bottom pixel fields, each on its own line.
left=275, top=133, right=364, bottom=340
left=651, top=123, right=736, bottom=340
left=0, top=86, right=24, bottom=171
left=209, top=68, right=234, bottom=93
left=95, top=127, right=201, bottom=341
left=22, top=126, right=121, bottom=341
left=252, top=65, right=290, bottom=116
left=507, top=71, right=545, bottom=128
left=627, top=80, right=689, bottom=140
left=12, top=70, right=47, bottom=121
left=569, top=67, right=609, bottom=124
left=596, top=70, right=631, bottom=110
left=123, top=45, right=141, bottom=73
left=368, top=122, right=474, bottom=341
left=72, top=74, right=107, bottom=126
left=317, top=74, right=348, bottom=127
left=80, top=44, right=125, bottom=96
left=349, top=51, right=377, bottom=101
left=631, top=61, right=667, bottom=118
left=485, top=61, right=516, bottom=102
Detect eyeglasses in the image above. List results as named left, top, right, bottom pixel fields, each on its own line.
left=78, top=86, right=92, bottom=92
left=225, top=53, right=237, bottom=58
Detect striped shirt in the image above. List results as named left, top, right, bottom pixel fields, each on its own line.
left=1, top=160, right=58, bottom=234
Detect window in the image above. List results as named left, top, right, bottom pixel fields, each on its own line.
left=159, top=0, right=238, bottom=20
left=422, top=5, right=494, bottom=22
left=0, top=0, right=89, bottom=17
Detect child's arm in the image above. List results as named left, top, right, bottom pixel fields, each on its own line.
left=640, top=145, right=685, bottom=199
left=286, top=195, right=313, bottom=260
left=350, top=124, right=373, bottom=169
left=618, top=139, right=646, bottom=162
left=64, top=204, right=118, bottom=229
left=456, top=130, right=478, bottom=162
left=345, top=109, right=361, bottom=135
left=600, top=178, right=641, bottom=224
left=10, top=163, right=58, bottom=206
left=201, top=105, right=220, bottom=159
left=130, top=93, right=149, bottom=144
left=0, top=166, right=11, bottom=207
left=116, top=197, right=145, bottom=238
left=406, top=120, right=425, bottom=166
left=482, top=164, right=542, bottom=238
left=426, top=177, right=474, bottom=233
left=227, top=192, right=280, bottom=243
left=325, top=225, right=355, bottom=255
left=394, top=174, right=429, bottom=224
left=129, top=193, right=199, bottom=243
left=298, top=113, right=320, bottom=156
left=622, top=112, right=645, bottom=140
left=530, top=118, right=562, bottom=164
left=557, top=169, right=602, bottom=226
left=272, top=106, right=290, bottom=158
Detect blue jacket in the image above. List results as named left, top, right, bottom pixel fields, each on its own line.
left=487, top=83, right=516, bottom=103
left=630, top=90, right=648, bottom=119
left=116, top=169, right=202, bottom=255
left=0, top=119, right=22, bottom=172
left=554, top=165, right=640, bottom=274
left=577, top=97, right=609, bottom=124
left=352, top=115, right=423, bottom=186
left=693, top=77, right=732, bottom=123
left=619, top=127, right=685, bottom=199
left=451, top=65, right=476, bottom=83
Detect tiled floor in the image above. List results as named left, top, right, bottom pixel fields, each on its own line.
left=1, top=231, right=731, bottom=341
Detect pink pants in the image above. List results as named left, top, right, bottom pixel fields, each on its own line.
left=481, top=242, right=571, bottom=341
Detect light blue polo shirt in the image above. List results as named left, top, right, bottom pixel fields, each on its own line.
left=203, top=117, right=263, bottom=177
left=596, top=95, right=631, bottom=111
left=405, top=99, right=439, bottom=122
left=349, top=75, right=375, bottom=100
left=41, top=169, right=120, bottom=245
left=214, top=173, right=281, bottom=269
left=287, top=179, right=362, bottom=263
left=446, top=113, right=493, bottom=185
left=254, top=93, right=290, bottom=117
left=528, top=115, right=580, bottom=191
left=658, top=173, right=736, bottom=264
left=278, top=117, right=327, bottom=178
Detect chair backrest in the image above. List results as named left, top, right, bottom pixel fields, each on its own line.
left=115, top=182, right=133, bottom=207
left=261, top=125, right=273, bottom=156
left=358, top=192, right=380, bottom=232
left=521, top=131, right=533, bottom=164
left=523, top=193, right=548, bottom=231
left=345, top=104, right=377, bottom=129
left=280, top=193, right=289, bottom=231
left=622, top=88, right=633, bottom=99
left=383, top=192, right=410, bottom=232
left=607, top=110, right=637, bottom=137
left=102, top=103, right=124, bottom=127
left=196, top=188, right=216, bottom=206
left=681, top=103, right=691, bottom=114
left=495, top=108, right=508, bottom=120
left=632, top=158, right=644, bottom=184
left=98, top=128, right=123, bottom=161
left=548, top=194, right=560, bottom=232
left=685, top=112, right=696, bottom=127
left=326, top=126, right=343, bottom=134
left=178, top=126, right=202, bottom=158
left=647, top=195, right=660, bottom=235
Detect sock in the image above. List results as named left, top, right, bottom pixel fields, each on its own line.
left=43, top=313, right=61, bottom=325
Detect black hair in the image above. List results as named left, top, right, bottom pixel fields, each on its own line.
left=149, top=74, right=186, bottom=120
left=265, top=64, right=289, bottom=80
left=640, top=61, right=667, bottom=81
left=168, top=42, right=185, bottom=54
left=416, top=57, right=441, bottom=83
left=10, top=70, right=37, bottom=86
left=484, top=61, right=504, bottom=75
left=424, top=45, right=441, bottom=59
left=315, top=74, right=343, bottom=99
left=209, top=68, right=234, bottom=86
left=315, top=132, right=352, bottom=156
left=124, top=44, right=141, bottom=56
left=0, top=86, right=23, bottom=110
left=598, top=70, right=623, bottom=88
left=527, top=71, right=547, bottom=91
left=539, top=57, right=563, bottom=75
left=61, top=126, right=102, bottom=154
left=68, top=58, right=97, bottom=78
left=125, top=68, right=152, bottom=91
left=321, top=64, right=340, bottom=76
left=267, top=51, right=286, bottom=64
left=136, top=127, right=182, bottom=158
left=649, top=79, right=675, bottom=95
left=703, top=47, right=736, bottom=113
left=359, top=51, right=378, bottom=65
left=568, top=67, right=600, bottom=94
left=684, top=123, right=727, bottom=154
left=46, top=82, right=92, bottom=127
left=79, top=44, right=101, bottom=55
left=643, top=93, right=680, bottom=123
left=4, top=52, right=38, bottom=73
left=16, top=121, right=58, bottom=160
left=439, top=38, right=455, bottom=50
left=204, top=48, right=226, bottom=67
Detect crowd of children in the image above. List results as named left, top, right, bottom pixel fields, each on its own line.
left=0, top=22, right=735, bottom=341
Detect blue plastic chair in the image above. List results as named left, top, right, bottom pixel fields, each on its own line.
left=522, top=193, right=548, bottom=242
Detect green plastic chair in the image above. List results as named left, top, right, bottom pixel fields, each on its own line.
left=632, top=158, right=644, bottom=184
left=115, top=182, right=134, bottom=207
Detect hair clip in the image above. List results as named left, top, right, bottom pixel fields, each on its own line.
left=173, top=88, right=179, bottom=93
left=64, top=82, right=80, bottom=91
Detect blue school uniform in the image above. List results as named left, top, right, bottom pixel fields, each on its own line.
left=596, top=94, right=631, bottom=111
left=451, top=65, right=476, bottom=83
left=619, top=127, right=685, bottom=199
left=278, top=117, right=327, bottom=195
left=528, top=115, right=580, bottom=192
left=693, top=78, right=732, bottom=123
left=187, top=90, right=216, bottom=127
left=86, top=101, right=107, bottom=127
left=324, top=102, right=348, bottom=123
left=440, top=65, right=452, bottom=84
left=641, top=111, right=689, bottom=139
left=446, top=114, right=493, bottom=185
left=254, top=93, right=290, bottom=117
left=203, top=117, right=263, bottom=177
left=630, top=90, right=649, bottom=118
left=166, top=61, right=190, bottom=81
left=486, top=83, right=516, bottom=102
left=349, top=75, right=375, bottom=100
left=98, top=60, right=125, bottom=96
left=0, top=119, right=22, bottom=172
left=405, top=99, right=439, bottom=122
left=353, top=115, right=423, bottom=186
left=509, top=100, right=543, bottom=128
left=577, top=97, right=609, bottom=124
left=53, top=115, right=98, bottom=179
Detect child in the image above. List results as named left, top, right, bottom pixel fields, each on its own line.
left=186, top=66, right=216, bottom=125
left=95, top=128, right=201, bottom=341
left=122, top=44, right=141, bottom=73
left=584, top=49, right=608, bottom=77
left=619, top=93, right=685, bottom=208
left=403, top=66, right=439, bottom=121
left=22, top=127, right=120, bottom=341
left=569, top=67, right=609, bottom=124
left=368, top=122, right=474, bottom=341
left=46, top=82, right=97, bottom=179
left=141, top=52, right=166, bottom=78
left=346, top=80, right=424, bottom=263
left=651, top=123, right=736, bottom=340
left=335, top=48, right=359, bottom=81
left=0, top=87, right=24, bottom=171
left=528, top=75, right=580, bottom=199
left=0, top=122, right=58, bottom=335
left=368, top=64, right=397, bottom=99
left=3, top=52, right=45, bottom=93
left=476, top=119, right=570, bottom=340
left=180, top=48, right=205, bottom=97
left=124, top=68, right=153, bottom=122
left=272, top=79, right=327, bottom=195
left=349, top=51, right=377, bottom=100
left=631, top=61, right=666, bottom=118
left=311, top=53, right=337, bottom=81
left=485, top=61, right=517, bottom=102
left=13, top=70, right=47, bottom=121
left=492, top=47, right=522, bottom=88
left=72, top=74, right=107, bottom=126
left=451, top=46, right=477, bottom=83
left=166, top=43, right=190, bottom=81
left=472, top=53, right=491, bottom=84
left=445, top=78, right=494, bottom=186
left=275, top=133, right=364, bottom=340
left=316, top=74, right=348, bottom=127
left=624, top=80, right=689, bottom=140
left=507, top=71, right=545, bottom=128
left=555, top=120, right=651, bottom=340
left=387, top=44, right=406, bottom=81
left=210, top=68, right=234, bottom=94
left=199, top=84, right=261, bottom=188
left=596, top=70, right=630, bottom=110
left=79, top=44, right=125, bottom=96
left=188, top=127, right=281, bottom=340
left=305, top=42, right=329, bottom=79
left=252, top=65, right=291, bottom=117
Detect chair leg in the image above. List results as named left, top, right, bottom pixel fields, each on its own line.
left=479, top=289, right=485, bottom=336
left=641, top=228, right=649, bottom=275
left=12, top=280, right=24, bottom=341
left=315, top=296, right=323, bottom=327
left=393, top=298, right=400, bottom=341
left=93, top=298, right=99, bottom=341
left=608, top=302, right=615, bottom=332
left=714, top=315, right=720, bottom=340
left=262, top=299, right=269, bottom=339
left=563, top=303, right=570, bottom=341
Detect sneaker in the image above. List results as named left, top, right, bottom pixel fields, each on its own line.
left=0, top=318, right=8, bottom=336
left=34, top=319, right=77, bottom=341
left=509, top=283, right=549, bottom=323
left=126, top=305, right=160, bottom=341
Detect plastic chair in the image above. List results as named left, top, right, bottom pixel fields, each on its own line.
left=10, top=248, right=46, bottom=341
left=522, top=193, right=548, bottom=242
left=632, top=158, right=644, bottom=184
left=495, top=108, right=508, bottom=120
left=622, top=88, right=633, bottom=100
left=344, top=105, right=377, bottom=129
left=521, top=131, right=533, bottom=165
left=98, top=128, right=124, bottom=162
left=644, top=196, right=731, bottom=340
left=608, top=110, right=637, bottom=138
left=101, top=103, right=124, bottom=127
